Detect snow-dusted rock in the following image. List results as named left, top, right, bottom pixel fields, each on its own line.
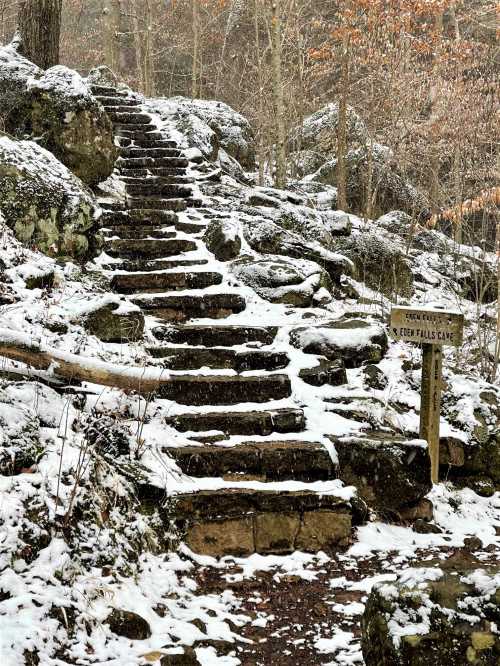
left=362, top=566, right=500, bottom=665
left=0, top=45, right=117, bottom=185
left=232, top=256, right=333, bottom=307
left=78, top=296, right=144, bottom=342
left=336, top=231, right=414, bottom=299
left=203, top=217, right=241, bottom=261
left=0, top=137, right=99, bottom=260
left=290, top=320, right=388, bottom=368
left=289, top=102, right=369, bottom=177
left=243, top=217, right=352, bottom=283
left=0, top=389, right=41, bottom=475
left=147, top=96, right=256, bottom=169
left=310, top=143, right=430, bottom=219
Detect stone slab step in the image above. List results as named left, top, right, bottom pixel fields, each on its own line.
left=114, top=123, right=155, bottom=133
left=101, top=258, right=208, bottom=272
left=118, top=168, right=189, bottom=180
left=120, top=175, right=194, bottom=187
left=165, top=440, right=334, bottom=482
left=104, top=105, right=142, bottom=114
left=102, top=225, right=177, bottom=240
left=115, top=130, right=165, bottom=141
left=132, top=293, right=246, bottom=322
left=104, top=238, right=197, bottom=258
left=118, top=157, right=189, bottom=169
left=165, top=406, right=305, bottom=436
left=118, top=139, right=180, bottom=151
left=109, top=111, right=153, bottom=124
left=125, top=184, right=192, bottom=198
left=120, top=147, right=182, bottom=158
left=175, top=220, right=207, bottom=234
left=171, top=488, right=352, bottom=556
left=96, top=96, right=139, bottom=107
left=158, top=374, right=291, bottom=405
left=101, top=209, right=178, bottom=226
left=128, top=198, right=188, bottom=212
left=91, top=85, right=129, bottom=96
left=152, top=324, right=278, bottom=347
left=148, top=346, right=289, bottom=371
left=111, top=271, right=223, bottom=293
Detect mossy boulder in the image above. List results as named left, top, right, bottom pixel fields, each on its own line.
left=336, top=231, right=414, bottom=299
left=82, top=299, right=145, bottom=342
left=362, top=567, right=500, bottom=665
left=0, top=46, right=117, bottom=186
left=232, top=256, right=333, bottom=307
left=0, top=136, right=100, bottom=260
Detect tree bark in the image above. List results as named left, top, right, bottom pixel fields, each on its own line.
left=271, top=0, right=286, bottom=189
left=0, top=328, right=170, bottom=395
left=336, top=31, right=349, bottom=212
left=103, top=0, right=122, bottom=75
left=17, top=0, right=62, bottom=69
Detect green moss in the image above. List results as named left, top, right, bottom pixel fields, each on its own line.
left=471, top=632, right=495, bottom=651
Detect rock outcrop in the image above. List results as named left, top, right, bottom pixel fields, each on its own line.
left=0, top=45, right=117, bottom=186
left=362, top=566, right=500, bottom=665
left=0, top=137, right=100, bottom=260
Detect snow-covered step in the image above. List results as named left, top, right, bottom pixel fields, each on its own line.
left=120, top=147, right=182, bottom=159
left=100, top=209, right=178, bottom=227
left=152, top=324, right=278, bottom=347
left=114, top=129, right=167, bottom=142
left=103, top=104, right=142, bottom=114
left=117, top=156, right=189, bottom=169
left=147, top=346, right=289, bottom=371
left=174, top=220, right=207, bottom=234
left=165, top=440, right=334, bottom=482
left=101, top=258, right=209, bottom=273
left=131, top=292, right=246, bottom=321
left=159, top=373, right=291, bottom=406
left=94, top=95, right=139, bottom=107
left=129, top=197, right=188, bottom=212
left=102, top=225, right=177, bottom=240
left=165, top=406, right=305, bottom=436
left=108, top=111, right=153, bottom=125
left=169, top=486, right=354, bottom=557
left=113, top=122, right=156, bottom=133
left=90, top=85, right=129, bottom=97
left=111, top=270, right=223, bottom=293
left=118, top=168, right=189, bottom=181
left=125, top=183, right=193, bottom=199
left=104, top=237, right=197, bottom=258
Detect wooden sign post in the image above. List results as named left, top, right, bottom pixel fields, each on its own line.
left=390, top=306, right=464, bottom=483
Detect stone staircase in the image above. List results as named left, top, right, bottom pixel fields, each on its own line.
left=89, top=84, right=374, bottom=558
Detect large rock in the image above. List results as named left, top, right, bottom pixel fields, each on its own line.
left=336, top=231, right=414, bottom=298
left=106, top=609, right=151, bottom=640
left=289, top=103, right=369, bottom=177
left=80, top=298, right=144, bottom=342
left=147, top=96, right=256, bottom=169
left=203, top=218, right=241, bottom=261
left=331, top=436, right=432, bottom=514
left=232, top=256, right=333, bottom=307
left=243, top=218, right=352, bottom=284
left=362, top=566, right=500, bottom=665
left=0, top=46, right=117, bottom=186
left=290, top=320, right=388, bottom=368
left=0, top=137, right=100, bottom=260
left=311, top=143, right=430, bottom=219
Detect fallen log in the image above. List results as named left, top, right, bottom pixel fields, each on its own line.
left=0, top=327, right=170, bottom=394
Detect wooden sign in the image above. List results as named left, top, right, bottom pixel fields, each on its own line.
left=390, top=306, right=464, bottom=484
left=390, top=306, right=464, bottom=347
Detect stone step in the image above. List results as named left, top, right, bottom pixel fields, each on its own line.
left=101, top=209, right=178, bottom=226
left=115, top=130, right=165, bottom=141
left=104, top=105, right=142, bottom=114
left=120, top=147, right=182, bottom=159
left=99, top=200, right=125, bottom=212
left=125, top=184, right=193, bottom=198
left=102, top=225, right=177, bottom=240
left=148, top=346, right=289, bottom=371
left=127, top=198, right=188, bottom=212
left=120, top=174, right=194, bottom=186
left=91, top=85, right=128, bottom=97
left=104, top=238, right=197, bottom=258
left=114, top=123, right=156, bottom=133
left=118, top=156, right=189, bottom=169
left=96, top=95, right=139, bottom=107
left=158, top=374, right=291, bottom=406
left=169, top=488, right=353, bottom=556
left=111, top=271, right=223, bottom=293
left=165, top=406, right=305, bottom=436
left=118, top=139, right=180, bottom=150
left=109, top=111, right=153, bottom=124
left=165, top=440, right=333, bottom=482
left=175, top=220, right=207, bottom=234
left=101, top=258, right=208, bottom=272
left=152, top=324, right=278, bottom=347
left=132, top=293, right=246, bottom=322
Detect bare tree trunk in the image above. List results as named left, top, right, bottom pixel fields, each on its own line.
left=191, top=0, right=199, bottom=98
left=336, top=32, right=349, bottom=211
left=254, top=0, right=265, bottom=186
left=271, top=0, right=286, bottom=189
left=17, top=0, right=62, bottom=69
left=103, top=0, right=122, bottom=74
